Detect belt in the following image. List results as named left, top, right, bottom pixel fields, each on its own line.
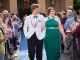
left=46, top=27, right=59, bottom=29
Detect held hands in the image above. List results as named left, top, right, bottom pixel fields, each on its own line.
left=41, top=25, right=46, bottom=31
left=63, top=34, right=67, bottom=41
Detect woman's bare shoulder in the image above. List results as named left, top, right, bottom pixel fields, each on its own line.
left=43, top=17, right=48, bottom=22
left=54, top=16, right=60, bottom=20
left=54, top=16, right=61, bottom=22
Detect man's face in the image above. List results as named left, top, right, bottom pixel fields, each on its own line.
left=33, top=7, right=40, bottom=14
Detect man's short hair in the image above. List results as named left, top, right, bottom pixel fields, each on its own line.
left=31, top=4, right=40, bottom=12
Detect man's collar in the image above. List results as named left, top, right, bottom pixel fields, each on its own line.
left=31, top=14, right=39, bottom=18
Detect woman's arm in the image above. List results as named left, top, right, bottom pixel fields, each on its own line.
left=54, top=16, right=66, bottom=39
left=23, top=16, right=29, bottom=39
left=0, top=34, right=6, bottom=43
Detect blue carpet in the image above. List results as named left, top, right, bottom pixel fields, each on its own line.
left=18, top=32, right=29, bottom=60
left=18, top=32, right=47, bottom=60
left=19, top=32, right=28, bottom=51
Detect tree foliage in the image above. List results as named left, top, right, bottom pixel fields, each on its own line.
left=74, top=0, right=80, bottom=10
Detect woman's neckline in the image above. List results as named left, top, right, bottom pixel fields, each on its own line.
left=48, top=16, right=54, bottom=19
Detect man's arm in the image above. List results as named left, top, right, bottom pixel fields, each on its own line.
left=23, top=16, right=29, bottom=39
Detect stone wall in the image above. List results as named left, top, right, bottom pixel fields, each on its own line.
left=0, top=0, right=73, bottom=13
left=38, top=0, right=73, bottom=12
left=65, top=0, right=73, bottom=10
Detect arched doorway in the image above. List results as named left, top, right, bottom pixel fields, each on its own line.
left=17, top=0, right=38, bottom=20
left=0, top=0, right=10, bottom=13
left=0, top=0, right=4, bottom=12
left=17, top=0, right=38, bottom=13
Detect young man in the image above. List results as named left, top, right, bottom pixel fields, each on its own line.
left=23, top=4, right=45, bottom=60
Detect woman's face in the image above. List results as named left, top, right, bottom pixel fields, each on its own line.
left=49, top=10, right=56, bottom=17
left=5, top=18, right=9, bottom=24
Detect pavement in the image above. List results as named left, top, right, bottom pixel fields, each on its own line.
left=11, top=50, right=72, bottom=60
left=10, top=32, right=72, bottom=60
left=60, top=53, right=72, bottom=60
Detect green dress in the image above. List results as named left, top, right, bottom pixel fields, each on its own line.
left=44, top=17, right=60, bottom=60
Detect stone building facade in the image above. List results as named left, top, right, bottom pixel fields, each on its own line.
left=0, top=0, right=73, bottom=13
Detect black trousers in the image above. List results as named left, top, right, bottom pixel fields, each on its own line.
left=27, top=33, right=43, bottom=60
left=13, top=37, right=17, bottom=50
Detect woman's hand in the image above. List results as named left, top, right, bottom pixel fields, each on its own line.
left=41, top=25, right=46, bottom=31
left=0, top=35, right=6, bottom=43
left=63, top=34, right=67, bottom=41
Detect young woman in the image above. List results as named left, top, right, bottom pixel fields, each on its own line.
left=0, top=14, right=6, bottom=60
left=43, top=7, right=66, bottom=60
left=3, top=17, right=14, bottom=55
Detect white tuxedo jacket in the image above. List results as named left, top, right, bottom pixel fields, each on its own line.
left=23, top=14, right=45, bottom=40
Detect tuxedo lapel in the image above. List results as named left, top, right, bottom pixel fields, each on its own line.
left=23, top=14, right=45, bottom=40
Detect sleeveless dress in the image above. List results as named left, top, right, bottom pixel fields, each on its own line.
left=44, top=18, right=60, bottom=60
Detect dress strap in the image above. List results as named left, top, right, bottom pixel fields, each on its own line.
left=48, top=17, right=54, bottom=20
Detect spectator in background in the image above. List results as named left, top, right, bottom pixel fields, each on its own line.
left=2, top=10, right=10, bottom=18
left=3, top=17, right=14, bottom=55
left=0, top=14, right=6, bottom=60
left=64, top=10, right=75, bottom=53
left=57, top=11, right=67, bottom=53
left=64, top=10, right=75, bottom=30
left=40, top=12, right=47, bottom=17
left=71, top=9, right=80, bottom=58
left=68, top=6, right=76, bottom=16
left=2, top=10, right=13, bottom=29
left=56, top=12, right=62, bottom=21
left=61, top=11, right=67, bottom=24
left=11, top=16, right=20, bottom=50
